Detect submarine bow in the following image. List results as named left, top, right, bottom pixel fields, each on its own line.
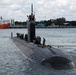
left=41, top=55, right=74, bottom=69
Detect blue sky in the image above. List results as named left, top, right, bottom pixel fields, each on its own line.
left=0, top=0, right=76, bottom=21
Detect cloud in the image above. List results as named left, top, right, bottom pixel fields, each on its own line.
left=0, top=0, right=76, bottom=21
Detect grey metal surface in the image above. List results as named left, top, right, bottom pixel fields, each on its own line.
left=27, top=4, right=36, bottom=42
left=28, top=21, right=35, bottom=42
left=12, top=37, right=74, bottom=69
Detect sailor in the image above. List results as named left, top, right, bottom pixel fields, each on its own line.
left=42, top=38, right=46, bottom=47
left=38, top=36, right=41, bottom=45
left=25, top=34, right=28, bottom=41
left=33, top=36, right=36, bottom=44
left=35, top=36, right=38, bottom=44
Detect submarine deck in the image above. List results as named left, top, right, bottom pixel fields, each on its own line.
left=12, top=37, right=72, bottom=65
left=11, top=37, right=75, bottom=69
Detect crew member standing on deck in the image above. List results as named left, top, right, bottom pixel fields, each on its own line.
left=42, top=38, right=46, bottom=47
left=33, top=36, right=36, bottom=44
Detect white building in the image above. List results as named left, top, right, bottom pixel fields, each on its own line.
left=10, top=19, right=15, bottom=26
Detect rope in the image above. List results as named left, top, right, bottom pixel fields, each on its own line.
left=51, top=45, right=76, bottom=48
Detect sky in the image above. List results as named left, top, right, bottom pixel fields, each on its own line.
left=0, top=0, right=76, bottom=21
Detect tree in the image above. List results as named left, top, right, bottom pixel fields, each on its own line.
left=15, top=21, right=26, bottom=26
left=54, top=17, right=66, bottom=26
left=69, top=21, right=76, bottom=26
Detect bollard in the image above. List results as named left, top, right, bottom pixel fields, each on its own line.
left=11, top=32, right=13, bottom=38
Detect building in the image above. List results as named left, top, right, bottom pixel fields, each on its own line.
left=36, top=23, right=46, bottom=28
left=10, top=19, right=15, bottom=26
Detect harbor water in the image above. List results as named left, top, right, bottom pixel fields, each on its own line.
left=0, top=28, right=76, bottom=75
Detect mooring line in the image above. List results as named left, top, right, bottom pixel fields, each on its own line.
left=51, top=45, right=76, bottom=48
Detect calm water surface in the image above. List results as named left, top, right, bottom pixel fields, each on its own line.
left=0, top=28, right=76, bottom=75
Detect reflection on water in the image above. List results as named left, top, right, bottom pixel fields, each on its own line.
left=0, top=38, right=31, bottom=75
left=0, top=28, right=76, bottom=75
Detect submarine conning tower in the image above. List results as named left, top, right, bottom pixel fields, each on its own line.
left=27, top=3, right=35, bottom=42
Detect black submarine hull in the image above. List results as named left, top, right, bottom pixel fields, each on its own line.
left=12, top=37, right=75, bottom=69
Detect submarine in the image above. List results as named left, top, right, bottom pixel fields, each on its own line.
left=12, top=4, right=75, bottom=69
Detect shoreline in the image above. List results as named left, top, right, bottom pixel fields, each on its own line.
left=8, top=26, right=76, bottom=28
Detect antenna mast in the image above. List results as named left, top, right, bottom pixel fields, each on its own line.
left=31, top=3, right=33, bottom=15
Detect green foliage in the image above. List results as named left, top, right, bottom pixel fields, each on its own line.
left=69, top=21, right=76, bottom=26
left=35, top=17, right=66, bottom=26
left=54, top=17, right=66, bottom=26
left=15, top=21, right=26, bottom=26
left=14, top=17, right=76, bottom=27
